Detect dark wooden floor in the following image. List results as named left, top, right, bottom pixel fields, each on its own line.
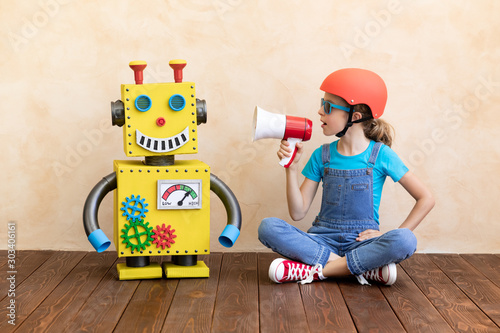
left=1, top=251, right=500, bottom=332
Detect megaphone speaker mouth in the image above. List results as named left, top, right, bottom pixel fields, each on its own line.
left=252, top=106, right=287, bottom=141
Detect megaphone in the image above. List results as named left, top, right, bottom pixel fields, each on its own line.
left=253, top=106, right=313, bottom=168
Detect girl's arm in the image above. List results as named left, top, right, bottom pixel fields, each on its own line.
left=397, top=171, right=435, bottom=230
left=357, top=170, right=434, bottom=241
left=286, top=170, right=319, bottom=221
left=279, top=140, right=320, bottom=221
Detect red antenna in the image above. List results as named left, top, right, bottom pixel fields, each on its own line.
left=129, top=60, right=147, bottom=84
left=169, top=59, right=187, bottom=83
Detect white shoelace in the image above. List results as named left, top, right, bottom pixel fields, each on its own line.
left=298, top=264, right=323, bottom=285
left=356, top=274, right=371, bottom=285
left=357, top=267, right=381, bottom=285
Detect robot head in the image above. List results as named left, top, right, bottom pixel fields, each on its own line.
left=111, top=60, right=207, bottom=157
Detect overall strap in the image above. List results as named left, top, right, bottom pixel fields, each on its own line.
left=321, top=143, right=330, bottom=179
left=322, top=143, right=331, bottom=166
left=368, top=142, right=383, bottom=168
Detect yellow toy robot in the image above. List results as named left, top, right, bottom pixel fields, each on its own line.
left=83, top=60, right=241, bottom=280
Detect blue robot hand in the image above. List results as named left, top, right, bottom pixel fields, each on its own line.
left=219, top=224, right=240, bottom=248
left=88, top=229, right=111, bottom=253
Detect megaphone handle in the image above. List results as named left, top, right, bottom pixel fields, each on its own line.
left=279, top=138, right=302, bottom=168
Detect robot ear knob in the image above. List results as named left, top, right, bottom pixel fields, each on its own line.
left=196, top=99, right=207, bottom=125
left=111, top=100, right=125, bottom=127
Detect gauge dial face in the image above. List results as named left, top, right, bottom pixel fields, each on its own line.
left=157, top=179, right=202, bottom=210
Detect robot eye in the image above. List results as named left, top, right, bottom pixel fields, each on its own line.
left=169, top=94, right=186, bottom=111
left=135, top=95, right=152, bottom=112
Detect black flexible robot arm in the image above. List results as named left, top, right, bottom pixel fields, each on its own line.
left=210, top=173, right=242, bottom=247
left=83, top=172, right=116, bottom=252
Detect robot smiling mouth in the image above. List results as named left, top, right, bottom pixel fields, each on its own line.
left=136, top=126, right=190, bottom=153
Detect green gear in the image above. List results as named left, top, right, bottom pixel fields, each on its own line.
left=120, top=219, right=154, bottom=252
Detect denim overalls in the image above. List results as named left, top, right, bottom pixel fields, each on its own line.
left=258, top=142, right=417, bottom=275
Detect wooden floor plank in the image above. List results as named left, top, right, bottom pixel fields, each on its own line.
left=339, top=279, right=406, bottom=332
left=430, top=254, right=500, bottom=326
left=114, top=277, right=178, bottom=333
left=0, top=251, right=85, bottom=333
left=112, top=255, right=177, bottom=333
left=258, top=253, right=310, bottom=333
left=0, top=251, right=55, bottom=303
left=211, top=253, right=259, bottom=333
left=64, top=257, right=141, bottom=333
left=161, top=254, right=223, bottom=333
left=300, top=280, right=356, bottom=333
left=0, top=250, right=7, bottom=271
left=461, top=254, right=500, bottom=289
left=382, top=265, right=454, bottom=332
left=16, top=252, right=117, bottom=333
left=401, top=254, right=499, bottom=332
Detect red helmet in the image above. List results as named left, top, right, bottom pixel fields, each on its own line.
left=320, top=68, right=387, bottom=119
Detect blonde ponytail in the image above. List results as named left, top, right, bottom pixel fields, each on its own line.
left=363, top=119, right=394, bottom=147
left=355, top=104, right=394, bottom=147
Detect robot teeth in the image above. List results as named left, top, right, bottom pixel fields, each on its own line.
left=136, top=127, right=190, bottom=153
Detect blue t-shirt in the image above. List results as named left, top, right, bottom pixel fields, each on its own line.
left=302, top=140, right=409, bottom=224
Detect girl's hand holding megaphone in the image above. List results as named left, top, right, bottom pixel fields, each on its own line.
left=278, top=139, right=304, bottom=169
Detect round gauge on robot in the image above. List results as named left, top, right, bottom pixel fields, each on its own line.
left=157, top=180, right=202, bottom=209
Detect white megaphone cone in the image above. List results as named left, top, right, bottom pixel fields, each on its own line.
left=253, top=106, right=313, bottom=168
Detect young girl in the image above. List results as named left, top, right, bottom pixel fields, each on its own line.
left=258, top=68, right=435, bottom=285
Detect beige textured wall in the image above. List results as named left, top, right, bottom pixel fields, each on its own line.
left=2, top=0, right=499, bottom=253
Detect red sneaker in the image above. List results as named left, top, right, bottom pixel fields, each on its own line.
left=357, top=263, right=397, bottom=286
left=268, top=258, right=324, bottom=284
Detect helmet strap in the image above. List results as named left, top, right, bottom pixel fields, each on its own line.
left=335, top=106, right=374, bottom=138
